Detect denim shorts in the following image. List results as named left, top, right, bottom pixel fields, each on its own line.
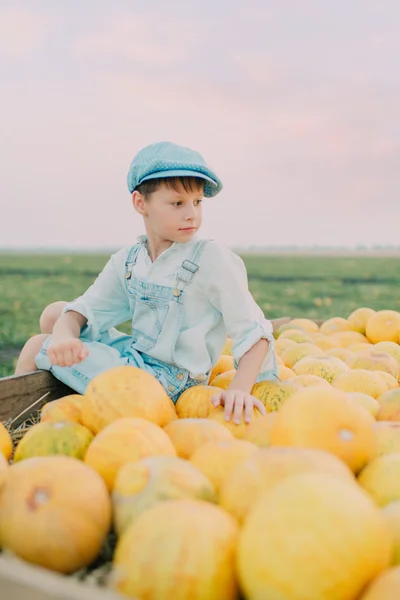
left=35, top=327, right=205, bottom=404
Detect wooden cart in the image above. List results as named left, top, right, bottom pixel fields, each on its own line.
left=0, top=316, right=295, bottom=599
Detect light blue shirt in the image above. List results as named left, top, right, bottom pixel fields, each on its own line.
left=62, top=235, right=278, bottom=383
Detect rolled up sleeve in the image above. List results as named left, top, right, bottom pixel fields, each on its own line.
left=62, top=247, right=131, bottom=341
left=208, top=246, right=278, bottom=382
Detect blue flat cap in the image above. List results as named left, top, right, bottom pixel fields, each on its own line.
left=127, top=141, right=223, bottom=198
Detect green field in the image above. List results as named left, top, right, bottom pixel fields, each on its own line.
left=1, top=251, right=400, bottom=378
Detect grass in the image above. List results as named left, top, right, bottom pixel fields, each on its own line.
left=1, top=251, right=399, bottom=378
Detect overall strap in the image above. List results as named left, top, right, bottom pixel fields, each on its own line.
left=174, top=239, right=210, bottom=293
left=124, top=244, right=141, bottom=280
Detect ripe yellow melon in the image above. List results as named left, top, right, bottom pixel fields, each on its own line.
left=190, top=439, right=258, bottom=494
left=371, top=422, right=400, bottom=460
left=348, top=307, right=376, bottom=335
left=164, top=418, right=233, bottom=459
left=377, top=389, right=400, bottom=422
left=320, top=317, right=351, bottom=336
left=112, top=500, right=239, bottom=600
left=281, top=342, right=322, bottom=369
left=326, top=347, right=356, bottom=363
left=84, top=418, right=176, bottom=491
left=40, top=395, right=83, bottom=424
left=241, top=413, right=277, bottom=447
left=376, top=371, right=399, bottom=390
left=292, top=355, right=349, bottom=383
left=0, top=453, right=8, bottom=491
left=374, top=341, right=400, bottom=373
left=274, top=338, right=297, bottom=355
left=349, top=342, right=374, bottom=352
left=359, top=565, right=400, bottom=599
left=291, top=374, right=331, bottom=388
left=251, top=379, right=302, bottom=412
left=381, top=504, right=400, bottom=566
left=207, top=406, right=262, bottom=439
left=358, top=453, right=400, bottom=506
left=209, top=370, right=236, bottom=390
left=112, top=456, right=216, bottom=536
left=366, top=310, right=400, bottom=344
left=0, top=456, right=111, bottom=574
left=312, top=335, right=341, bottom=351
left=175, top=386, right=221, bottom=418
left=269, top=387, right=376, bottom=473
left=333, top=330, right=370, bottom=348
left=81, top=366, right=177, bottom=434
left=219, top=447, right=355, bottom=524
left=347, top=351, right=399, bottom=379
left=333, top=369, right=392, bottom=399
left=278, top=364, right=296, bottom=380
left=278, top=329, right=313, bottom=343
left=221, top=337, right=233, bottom=356
left=0, top=422, right=12, bottom=461
left=14, top=421, right=93, bottom=462
left=346, top=392, right=380, bottom=418
left=237, top=472, right=392, bottom=600
left=209, top=355, right=235, bottom=382
left=287, top=318, right=319, bottom=334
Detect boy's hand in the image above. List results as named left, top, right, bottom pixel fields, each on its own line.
left=210, top=389, right=266, bottom=424
left=47, top=337, right=89, bottom=367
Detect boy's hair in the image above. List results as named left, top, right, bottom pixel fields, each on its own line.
left=135, top=176, right=205, bottom=199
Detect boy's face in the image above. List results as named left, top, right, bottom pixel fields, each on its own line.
left=132, top=181, right=204, bottom=244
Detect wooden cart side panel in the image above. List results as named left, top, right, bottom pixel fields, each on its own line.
left=0, top=555, right=127, bottom=600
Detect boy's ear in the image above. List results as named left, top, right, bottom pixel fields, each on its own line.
left=132, top=191, right=147, bottom=215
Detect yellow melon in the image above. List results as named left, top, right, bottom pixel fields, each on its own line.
left=241, top=413, right=277, bottom=447
left=40, top=395, right=83, bottom=424
left=112, top=456, right=216, bottom=536
left=112, top=500, right=239, bottom=600
left=269, top=387, right=375, bottom=473
left=190, top=439, right=258, bottom=494
left=0, top=456, right=111, bottom=574
left=371, top=422, right=400, bottom=460
left=209, top=355, right=235, bottom=382
left=14, top=421, right=93, bottom=462
left=347, top=350, right=399, bottom=379
left=175, top=386, right=222, bottom=418
left=359, top=566, right=400, bottom=599
left=333, top=330, right=370, bottom=348
left=0, top=453, right=8, bottom=491
left=375, top=342, right=400, bottom=373
left=287, top=318, right=319, bottom=333
left=209, top=370, right=236, bottom=390
left=164, top=418, right=233, bottom=459
left=219, top=447, right=355, bottom=524
left=326, top=347, right=356, bottom=363
left=377, top=389, right=400, bottom=422
left=278, top=365, right=296, bottom=380
left=292, top=355, right=349, bottom=383
left=207, top=406, right=263, bottom=439
left=251, top=379, right=302, bottom=412
left=291, top=374, right=331, bottom=388
left=312, top=335, right=341, bottom=351
left=0, top=423, right=12, bottom=461
left=320, top=317, right=351, bottom=336
left=381, top=504, right=400, bottom=565
left=366, top=311, right=400, bottom=344
left=376, top=371, right=399, bottom=390
left=278, top=329, right=313, bottom=343
left=281, top=343, right=322, bottom=369
left=358, top=453, right=400, bottom=506
left=274, top=338, right=297, bottom=355
left=348, top=342, right=374, bottom=352
left=348, top=307, right=376, bottom=335
left=237, top=472, right=392, bottom=600
left=84, top=418, right=176, bottom=491
left=81, top=366, right=177, bottom=434
left=346, top=392, right=380, bottom=418
left=333, top=369, right=392, bottom=399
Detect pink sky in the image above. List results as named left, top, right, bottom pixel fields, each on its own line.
left=1, top=2, right=399, bottom=249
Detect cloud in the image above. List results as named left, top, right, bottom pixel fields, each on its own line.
left=72, top=14, right=209, bottom=67
left=0, top=7, right=49, bottom=58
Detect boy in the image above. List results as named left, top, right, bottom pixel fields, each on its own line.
left=15, top=141, right=278, bottom=423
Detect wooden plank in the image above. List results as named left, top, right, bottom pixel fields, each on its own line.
left=0, top=555, right=127, bottom=600
left=0, top=371, right=74, bottom=425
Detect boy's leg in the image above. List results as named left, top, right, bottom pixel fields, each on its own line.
left=39, top=301, right=68, bottom=334
left=14, top=334, right=50, bottom=376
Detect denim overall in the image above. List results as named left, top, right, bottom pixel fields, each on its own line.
left=35, top=240, right=210, bottom=403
